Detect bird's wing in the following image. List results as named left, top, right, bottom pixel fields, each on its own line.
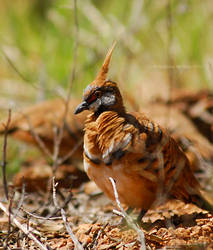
left=95, top=110, right=169, bottom=167
left=127, top=111, right=168, bottom=153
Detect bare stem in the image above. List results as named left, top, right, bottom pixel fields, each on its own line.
left=109, top=177, right=146, bottom=250
left=52, top=0, right=79, bottom=172
left=0, top=201, right=48, bottom=250
left=52, top=177, right=83, bottom=250
left=13, top=180, right=26, bottom=219
left=1, top=109, right=11, bottom=200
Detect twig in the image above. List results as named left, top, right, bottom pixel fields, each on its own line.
left=166, top=0, right=176, bottom=87
left=52, top=177, right=59, bottom=208
left=52, top=177, right=83, bottom=250
left=0, top=201, right=48, bottom=250
left=52, top=125, right=60, bottom=172
left=1, top=109, right=11, bottom=200
left=23, top=209, right=62, bottom=221
left=13, top=179, right=26, bottom=219
left=5, top=195, right=13, bottom=248
left=109, top=177, right=146, bottom=250
left=89, top=223, right=109, bottom=249
left=61, top=209, right=84, bottom=250
left=49, top=192, right=73, bottom=218
left=78, top=0, right=110, bottom=38
left=26, top=105, right=83, bottom=166
left=68, top=0, right=79, bottom=94
left=51, top=0, right=79, bottom=172
left=109, top=15, right=141, bottom=54
left=2, top=0, right=80, bottom=174
left=25, top=114, right=52, bottom=159
left=1, top=46, right=67, bottom=98
left=1, top=49, right=31, bottom=84
left=112, top=209, right=124, bottom=218
left=58, top=138, right=83, bottom=164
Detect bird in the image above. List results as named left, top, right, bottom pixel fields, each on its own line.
left=74, top=44, right=213, bottom=221
left=141, top=102, right=213, bottom=173
left=0, top=98, right=87, bottom=161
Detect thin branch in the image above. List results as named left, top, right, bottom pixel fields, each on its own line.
left=89, top=223, right=109, bottom=249
left=78, top=0, right=111, bottom=39
left=25, top=114, right=52, bottom=159
left=58, top=138, right=83, bottom=165
left=112, top=209, right=124, bottom=218
left=1, top=109, right=11, bottom=200
left=23, top=209, right=62, bottom=221
left=5, top=196, right=13, bottom=248
left=166, top=0, right=176, bottom=87
left=61, top=208, right=84, bottom=250
left=52, top=125, right=60, bottom=172
left=52, top=177, right=59, bottom=209
left=68, top=0, right=79, bottom=94
left=0, top=201, right=48, bottom=250
left=109, top=177, right=146, bottom=250
left=1, top=49, right=31, bottom=84
left=13, top=179, right=25, bottom=219
left=1, top=47, right=68, bottom=97
left=49, top=191, right=73, bottom=218
left=51, top=0, right=79, bottom=172
left=52, top=177, right=83, bottom=250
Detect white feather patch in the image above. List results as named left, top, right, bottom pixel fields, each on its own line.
left=89, top=99, right=101, bottom=112
left=84, top=144, right=100, bottom=161
left=83, top=158, right=91, bottom=173
left=102, top=133, right=132, bottom=161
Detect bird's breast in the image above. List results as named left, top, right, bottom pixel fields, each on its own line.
left=83, top=111, right=159, bottom=208
left=84, top=155, right=157, bottom=209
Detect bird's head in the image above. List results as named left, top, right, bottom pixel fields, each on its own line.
left=75, top=43, right=125, bottom=116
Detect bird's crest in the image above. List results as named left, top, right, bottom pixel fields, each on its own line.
left=83, top=42, right=117, bottom=98
left=95, top=41, right=116, bottom=84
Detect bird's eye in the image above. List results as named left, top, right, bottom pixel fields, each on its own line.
left=86, top=90, right=101, bottom=104
left=87, top=93, right=97, bottom=104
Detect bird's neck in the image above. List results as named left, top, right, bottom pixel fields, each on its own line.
left=93, top=104, right=126, bottom=119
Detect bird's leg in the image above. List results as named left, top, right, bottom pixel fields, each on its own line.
left=116, top=208, right=147, bottom=228
left=126, top=207, right=134, bottom=215
left=136, top=209, right=147, bottom=225
left=120, top=207, right=134, bottom=225
left=114, top=207, right=134, bottom=227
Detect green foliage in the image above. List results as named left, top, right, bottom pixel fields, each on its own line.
left=0, top=138, right=40, bottom=178
left=1, top=0, right=213, bottom=98
left=1, top=0, right=213, bottom=177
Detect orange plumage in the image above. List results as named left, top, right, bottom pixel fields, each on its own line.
left=75, top=44, right=213, bottom=218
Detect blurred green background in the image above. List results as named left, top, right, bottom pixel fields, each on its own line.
left=1, top=0, right=213, bottom=103
left=1, top=0, right=213, bottom=176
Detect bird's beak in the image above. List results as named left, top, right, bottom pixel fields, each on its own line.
left=74, top=101, right=89, bottom=114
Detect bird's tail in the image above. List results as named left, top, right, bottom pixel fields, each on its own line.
left=191, top=189, right=213, bottom=213
left=171, top=159, right=213, bottom=214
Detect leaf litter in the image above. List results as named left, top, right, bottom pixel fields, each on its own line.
left=1, top=89, right=213, bottom=249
